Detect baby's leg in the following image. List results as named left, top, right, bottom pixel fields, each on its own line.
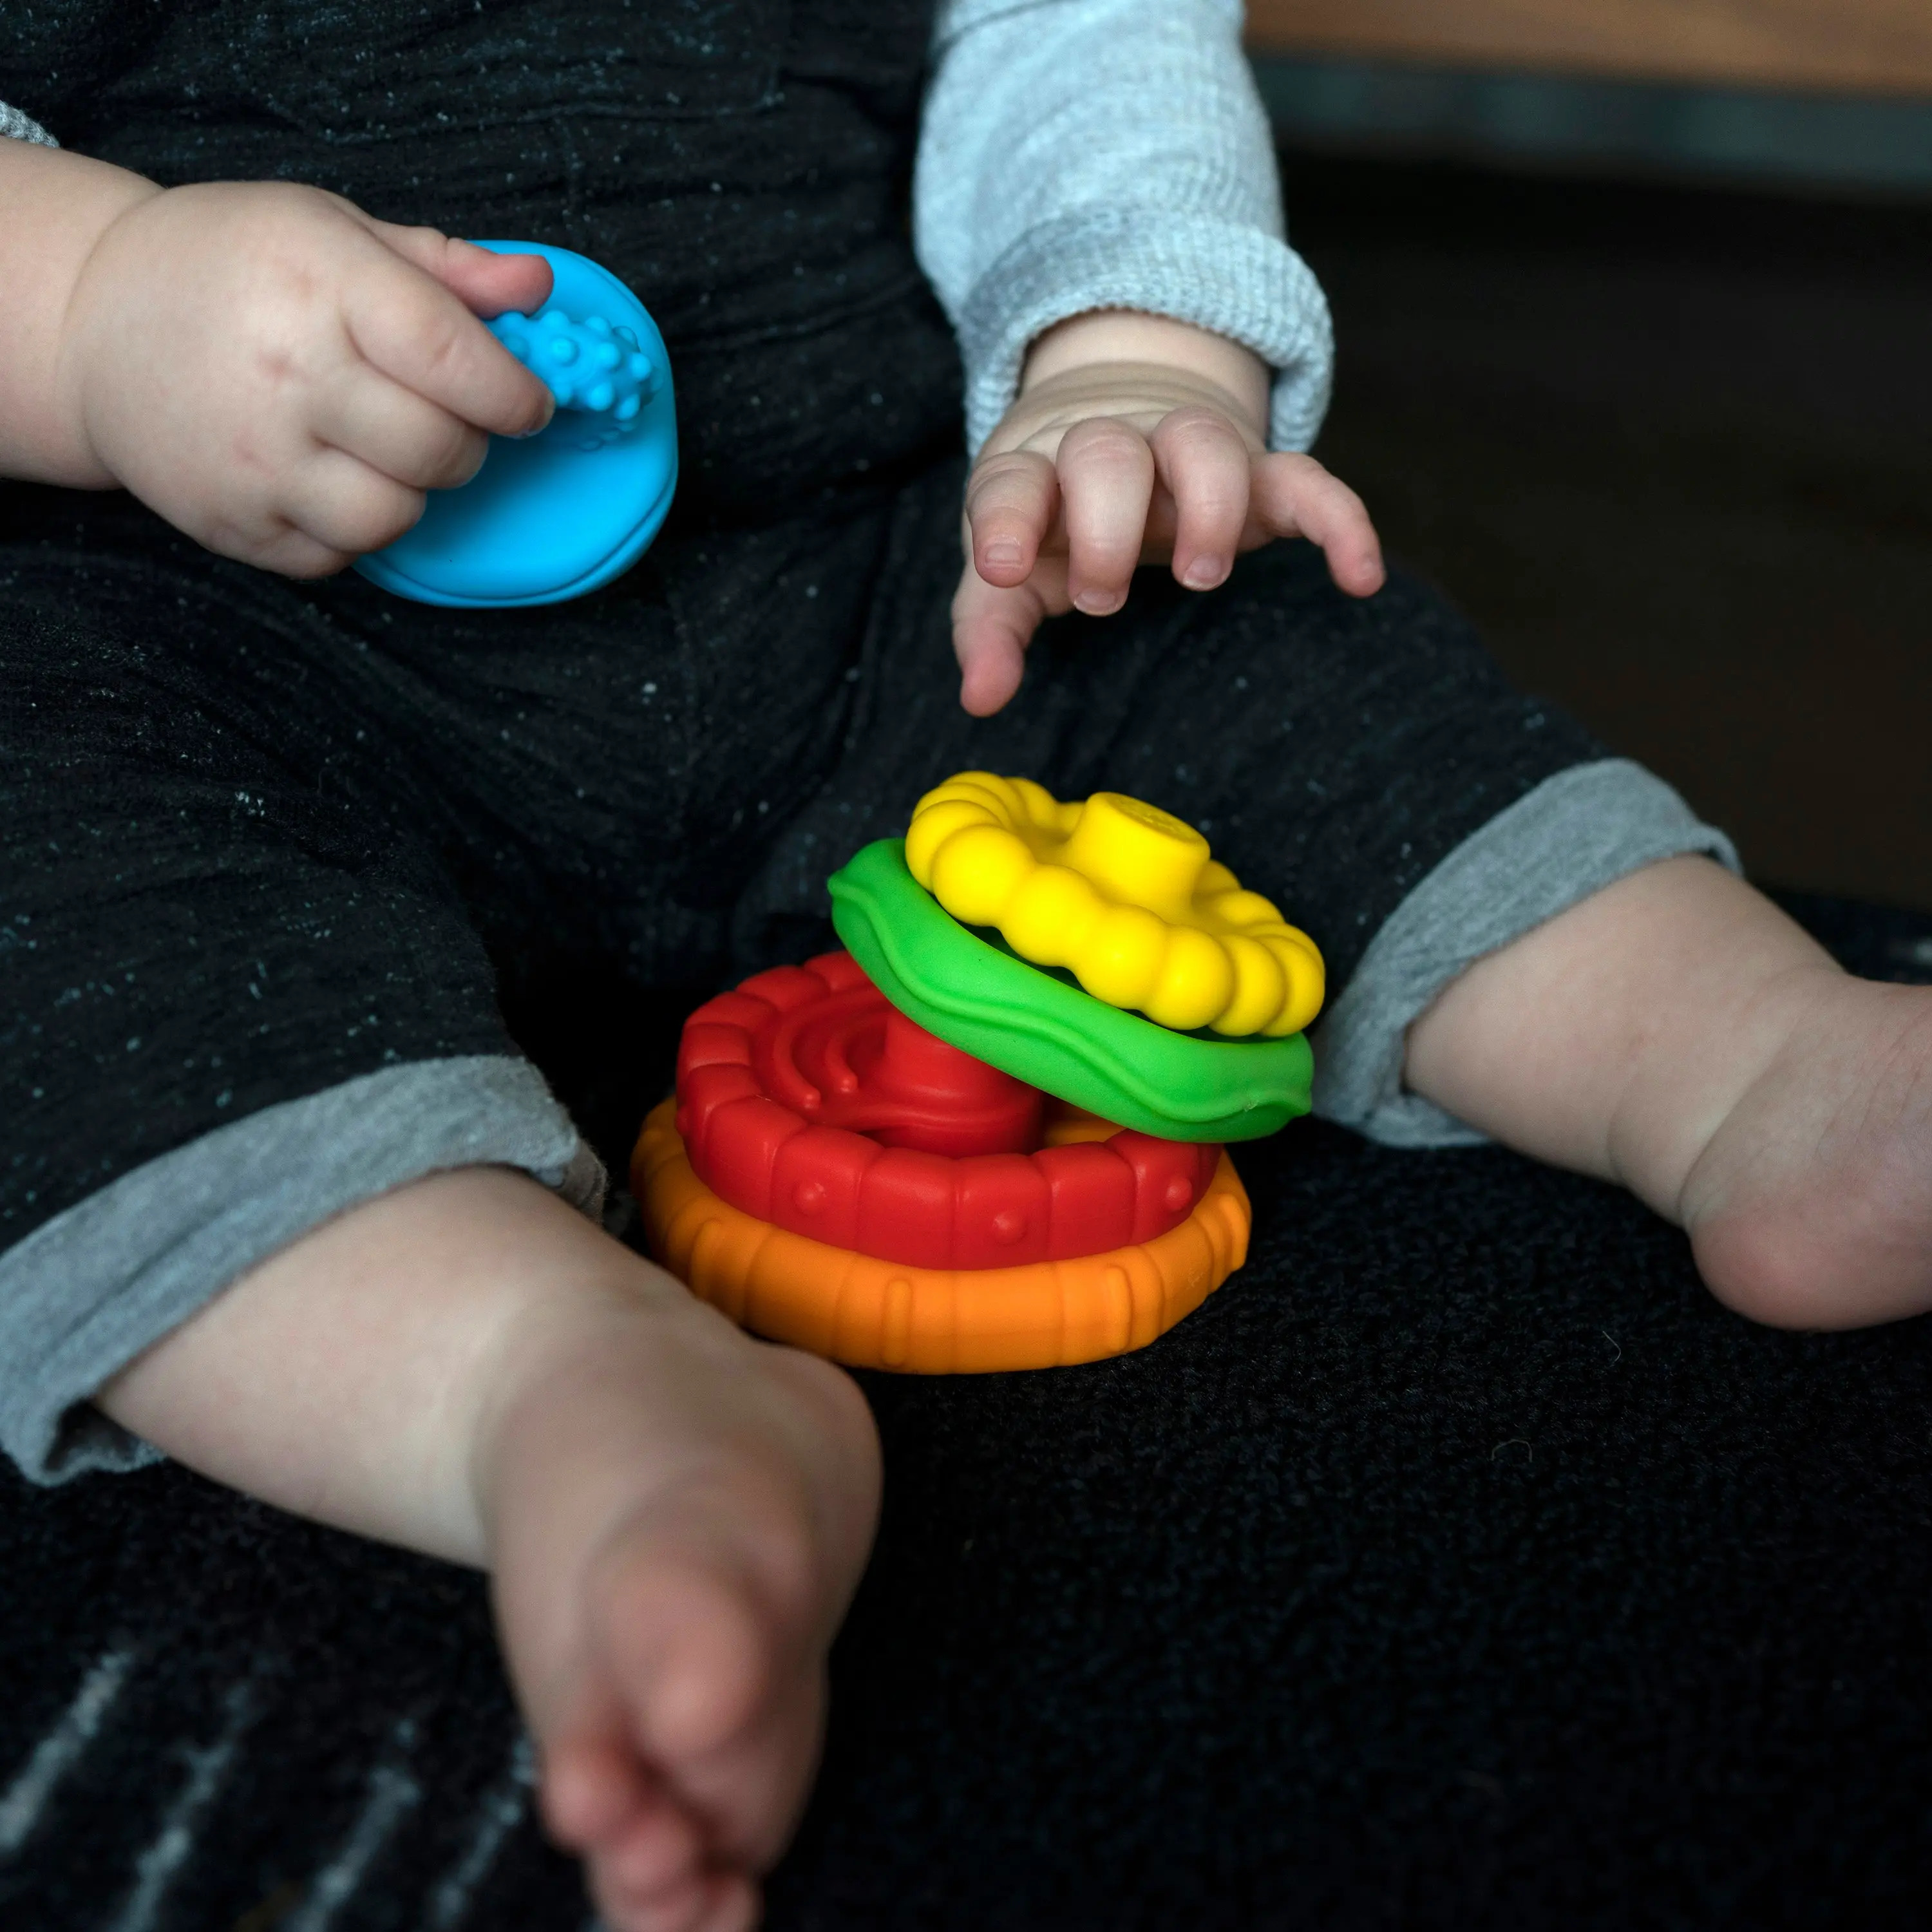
left=100, top=1165, right=879, bottom=1932
left=1407, top=855, right=1932, bottom=1329
left=0, top=545, right=879, bottom=1932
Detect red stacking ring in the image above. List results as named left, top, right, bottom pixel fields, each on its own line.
left=675, top=951, right=1221, bottom=1270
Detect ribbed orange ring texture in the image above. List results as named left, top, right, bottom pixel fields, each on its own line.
left=632, top=1099, right=1252, bottom=1372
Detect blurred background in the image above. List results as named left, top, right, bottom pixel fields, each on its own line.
left=1245, top=1, right=1932, bottom=910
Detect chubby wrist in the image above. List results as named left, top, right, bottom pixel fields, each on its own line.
left=0, top=142, right=162, bottom=486
left=1020, top=310, right=1270, bottom=440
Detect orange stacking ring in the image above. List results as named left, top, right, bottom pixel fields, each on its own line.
left=633, top=1099, right=1252, bottom=1373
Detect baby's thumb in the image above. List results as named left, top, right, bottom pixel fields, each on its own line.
left=368, top=219, right=554, bottom=320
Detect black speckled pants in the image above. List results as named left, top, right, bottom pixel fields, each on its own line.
left=0, top=460, right=1594, bottom=1248
left=0, top=0, right=1681, bottom=1479
left=11, top=424, right=1730, bottom=1486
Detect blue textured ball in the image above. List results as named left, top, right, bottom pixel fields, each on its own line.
left=355, top=242, right=677, bottom=609
left=490, top=308, right=663, bottom=450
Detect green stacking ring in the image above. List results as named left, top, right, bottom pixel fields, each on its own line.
left=828, top=839, right=1312, bottom=1143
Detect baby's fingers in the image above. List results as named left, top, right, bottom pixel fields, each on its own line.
left=278, top=448, right=425, bottom=569
left=342, top=243, right=554, bottom=439
left=964, top=449, right=1058, bottom=588
left=1150, top=405, right=1253, bottom=592
left=1056, top=416, right=1154, bottom=616
left=951, top=553, right=1067, bottom=717
left=1251, top=452, right=1385, bottom=598
left=313, top=367, right=488, bottom=491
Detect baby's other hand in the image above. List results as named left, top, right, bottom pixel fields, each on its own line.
left=954, top=312, right=1385, bottom=715
left=61, top=182, right=557, bottom=576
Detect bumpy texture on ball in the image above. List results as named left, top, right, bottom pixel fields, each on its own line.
left=488, top=308, right=661, bottom=451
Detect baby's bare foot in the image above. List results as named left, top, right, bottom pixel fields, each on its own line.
left=479, top=1283, right=880, bottom=1932
left=1406, top=860, right=1932, bottom=1333
left=91, top=1159, right=876, bottom=1929
left=1680, top=971, right=1932, bottom=1329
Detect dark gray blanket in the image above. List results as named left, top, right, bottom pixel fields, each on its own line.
left=3, top=891, right=1929, bottom=1932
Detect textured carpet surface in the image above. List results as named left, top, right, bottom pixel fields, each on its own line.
left=4, top=893, right=1931, bottom=1932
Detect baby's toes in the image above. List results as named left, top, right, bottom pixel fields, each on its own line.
left=591, top=1861, right=759, bottom=1932
left=676, top=1669, right=829, bottom=1871
left=598, top=1778, right=709, bottom=1895
left=598, top=1541, right=790, bottom=1766
left=542, top=1731, right=656, bottom=1849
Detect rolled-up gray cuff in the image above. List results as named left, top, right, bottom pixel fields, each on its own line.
left=0, top=101, right=58, bottom=146
left=1312, top=759, right=1742, bottom=1149
left=0, top=1056, right=605, bottom=1484
left=956, top=206, right=1335, bottom=455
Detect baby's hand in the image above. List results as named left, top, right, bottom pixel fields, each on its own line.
left=954, top=312, right=1386, bottom=715
left=61, top=181, right=556, bottom=576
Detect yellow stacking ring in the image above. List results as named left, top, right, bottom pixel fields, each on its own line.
left=904, top=773, right=1325, bottom=1038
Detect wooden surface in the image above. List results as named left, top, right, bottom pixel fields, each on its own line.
left=1245, top=0, right=1932, bottom=97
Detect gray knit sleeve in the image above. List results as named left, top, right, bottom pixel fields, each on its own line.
left=0, top=101, right=59, bottom=147
left=915, top=0, right=1332, bottom=455
left=0, top=1057, right=605, bottom=1484
left=1312, top=761, right=1743, bottom=1148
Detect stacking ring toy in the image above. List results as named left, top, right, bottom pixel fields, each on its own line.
left=638, top=778, right=1323, bottom=1372
left=676, top=952, right=1219, bottom=1269
left=355, top=240, right=677, bottom=608
left=907, top=773, right=1325, bottom=1037
left=829, top=840, right=1312, bottom=1142
left=634, top=1099, right=1251, bottom=1373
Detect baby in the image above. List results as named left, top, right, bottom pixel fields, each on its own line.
left=3, top=5, right=1930, bottom=1931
